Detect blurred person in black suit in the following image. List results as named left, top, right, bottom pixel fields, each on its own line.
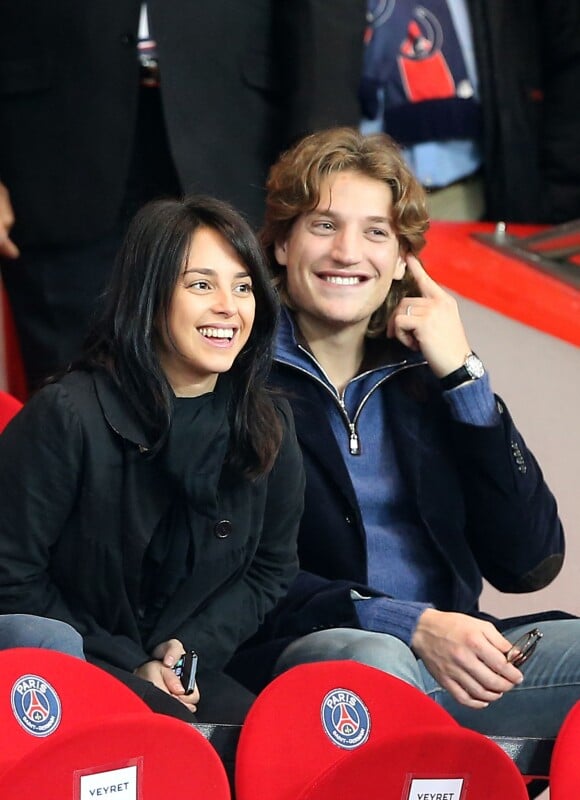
left=0, top=0, right=366, bottom=390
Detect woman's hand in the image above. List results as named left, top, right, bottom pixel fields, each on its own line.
left=134, top=638, right=200, bottom=711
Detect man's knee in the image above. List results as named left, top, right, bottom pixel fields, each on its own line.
left=276, top=628, right=423, bottom=690
left=331, top=630, right=420, bottom=680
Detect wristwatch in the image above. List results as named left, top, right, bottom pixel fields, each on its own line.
left=440, top=352, right=485, bottom=391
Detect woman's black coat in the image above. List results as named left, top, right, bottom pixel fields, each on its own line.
left=0, top=370, right=305, bottom=674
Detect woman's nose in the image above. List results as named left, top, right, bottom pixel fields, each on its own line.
left=211, top=289, right=237, bottom=316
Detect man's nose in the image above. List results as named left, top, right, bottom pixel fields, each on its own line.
left=330, top=227, right=362, bottom=265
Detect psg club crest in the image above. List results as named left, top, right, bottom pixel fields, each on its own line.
left=321, top=688, right=371, bottom=749
left=11, top=674, right=62, bottom=737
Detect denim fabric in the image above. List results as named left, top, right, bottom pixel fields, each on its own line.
left=275, top=620, right=580, bottom=738
left=0, top=614, right=84, bottom=659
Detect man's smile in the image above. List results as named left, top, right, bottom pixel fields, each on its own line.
left=316, top=272, right=372, bottom=286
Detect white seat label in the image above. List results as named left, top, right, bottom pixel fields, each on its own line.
left=79, top=765, right=137, bottom=799
left=407, top=777, right=464, bottom=800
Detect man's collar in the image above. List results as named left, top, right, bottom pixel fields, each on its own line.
left=275, top=308, right=304, bottom=361
left=276, top=306, right=424, bottom=372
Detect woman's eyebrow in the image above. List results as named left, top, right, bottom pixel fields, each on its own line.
left=182, top=267, right=216, bottom=276
left=182, top=267, right=251, bottom=278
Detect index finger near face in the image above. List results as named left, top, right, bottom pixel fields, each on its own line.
left=405, top=253, right=442, bottom=297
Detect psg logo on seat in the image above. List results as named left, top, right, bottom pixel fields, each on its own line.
left=11, top=674, right=62, bottom=737
left=321, top=688, right=371, bottom=749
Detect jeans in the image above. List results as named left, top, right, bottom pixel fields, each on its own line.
left=275, top=620, right=580, bottom=738
left=0, top=614, right=85, bottom=659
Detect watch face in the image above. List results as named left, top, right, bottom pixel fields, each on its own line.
left=465, top=353, right=485, bottom=379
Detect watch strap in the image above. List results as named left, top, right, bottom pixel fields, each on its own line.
left=440, top=352, right=484, bottom=391
left=440, top=365, right=472, bottom=391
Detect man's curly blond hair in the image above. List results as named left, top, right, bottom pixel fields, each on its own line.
left=261, top=127, right=430, bottom=336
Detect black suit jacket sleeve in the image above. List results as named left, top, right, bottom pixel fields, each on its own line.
left=449, top=397, right=564, bottom=592
left=258, top=571, right=382, bottom=640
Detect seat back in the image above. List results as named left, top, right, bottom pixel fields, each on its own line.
left=0, top=713, right=231, bottom=799
left=0, top=648, right=148, bottom=775
left=235, top=660, right=457, bottom=800
left=549, top=699, right=580, bottom=798
left=295, top=726, right=529, bottom=800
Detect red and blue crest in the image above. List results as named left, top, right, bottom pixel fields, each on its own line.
left=11, top=674, right=62, bottom=737
left=321, top=688, right=371, bottom=749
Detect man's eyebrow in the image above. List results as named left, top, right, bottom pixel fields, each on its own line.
left=306, top=209, right=391, bottom=224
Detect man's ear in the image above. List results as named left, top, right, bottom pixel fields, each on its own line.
left=394, top=254, right=406, bottom=280
left=274, top=239, right=289, bottom=266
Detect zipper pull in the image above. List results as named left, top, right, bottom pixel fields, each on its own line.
left=349, top=425, right=360, bottom=456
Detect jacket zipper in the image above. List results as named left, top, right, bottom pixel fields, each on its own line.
left=277, top=349, right=425, bottom=455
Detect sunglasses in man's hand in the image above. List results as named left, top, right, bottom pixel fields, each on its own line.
left=506, top=628, right=543, bottom=668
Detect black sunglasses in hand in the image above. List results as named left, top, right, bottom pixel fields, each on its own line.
left=506, top=628, right=543, bottom=668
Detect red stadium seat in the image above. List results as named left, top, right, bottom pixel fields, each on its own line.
left=0, top=389, right=22, bottom=431
left=0, top=287, right=27, bottom=402
left=296, top=727, right=528, bottom=800
left=235, top=661, right=528, bottom=800
left=549, top=699, right=580, bottom=798
left=235, top=660, right=458, bottom=800
left=0, top=648, right=148, bottom=776
left=0, top=648, right=230, bottom=798
left=0, top=713, right=231, bottom=799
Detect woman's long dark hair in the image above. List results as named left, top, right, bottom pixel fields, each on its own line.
left=80, top=195, right=282, bottom=477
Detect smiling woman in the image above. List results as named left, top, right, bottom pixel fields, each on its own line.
left=0, top=195, right=305, bottom=725
left=157, top=226, right=256, bottom=397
